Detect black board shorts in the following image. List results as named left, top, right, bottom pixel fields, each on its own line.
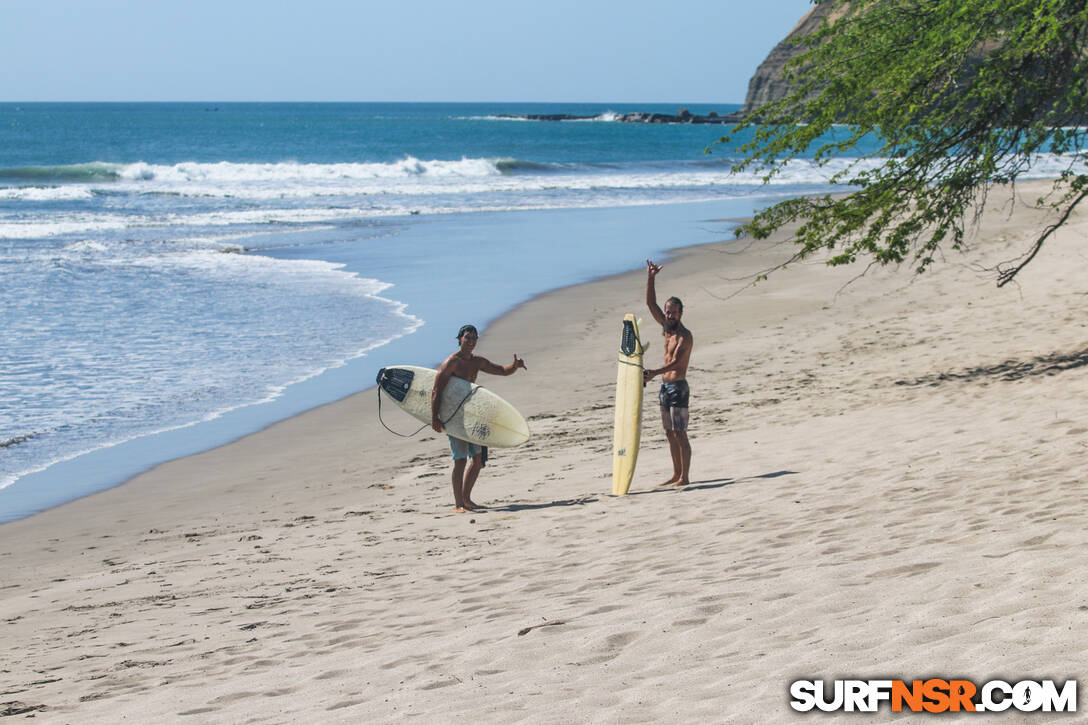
left=658, top=380, right=690, bottom=431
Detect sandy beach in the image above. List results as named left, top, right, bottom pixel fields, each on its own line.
left=2, top=179, right=1086, bottom=722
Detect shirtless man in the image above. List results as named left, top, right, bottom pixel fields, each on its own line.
left=643, top=260, right=694, bottom=486
left=431, top=324, right=527, bottom=512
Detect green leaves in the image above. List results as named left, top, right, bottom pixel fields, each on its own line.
left=720, top=0, right=1088, bottom=285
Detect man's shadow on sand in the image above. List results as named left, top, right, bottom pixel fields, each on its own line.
left=487, top=496, right=600, bottom=512
left=626, top=469, right=798, bottom=496
left=483, top=470, right=798, bottom=512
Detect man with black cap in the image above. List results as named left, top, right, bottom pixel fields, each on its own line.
left=431, top=324, right=527, bottom=512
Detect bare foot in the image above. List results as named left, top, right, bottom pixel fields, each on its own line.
left=671, top=479, right=690, bottom=487
left=658, top=477, right=681, bottom=488
left=465, top=500, right=482, bottom=511
left=455, top=505, right=469, bottom=513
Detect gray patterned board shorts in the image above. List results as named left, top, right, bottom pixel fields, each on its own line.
left=658, top=380, right=690, bottom=431
left=449, top=435, right=487, bottom=464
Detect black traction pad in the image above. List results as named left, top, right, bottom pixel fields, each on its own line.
left=620, top=319, right=639, bottom=356
left=376, top=367, right=414, bottom=403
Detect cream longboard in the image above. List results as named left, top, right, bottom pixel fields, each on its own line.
left=612, top=314, right=647, bottom=494
left=376, top=365, right=530, bottom=448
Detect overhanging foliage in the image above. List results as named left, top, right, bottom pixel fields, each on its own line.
left=720, top=0, right=1088, bottom=286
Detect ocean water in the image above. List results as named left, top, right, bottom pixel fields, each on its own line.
left=1, top=102, right=1072, bottom=522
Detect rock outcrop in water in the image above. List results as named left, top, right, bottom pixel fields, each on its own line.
left=496, top=110, right=742, bottom=124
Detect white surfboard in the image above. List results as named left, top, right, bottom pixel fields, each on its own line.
left=376, top=365, right=530, bottom=448
left=612, top=314, right=647, bottom=495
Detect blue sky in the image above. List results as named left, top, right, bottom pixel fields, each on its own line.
left=2, top=1, right=814, bottom=102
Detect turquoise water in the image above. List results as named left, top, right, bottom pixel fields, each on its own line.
left=3, top=102, right=748, bottom=167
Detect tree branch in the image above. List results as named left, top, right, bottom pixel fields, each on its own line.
left=996, top=187, right=1088, bottom=287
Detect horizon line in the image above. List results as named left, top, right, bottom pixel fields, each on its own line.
left=0, top=99, right=747, bottom=106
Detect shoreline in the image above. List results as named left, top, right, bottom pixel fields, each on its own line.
left=1, top=199, right=753, bottom=524
left=3, top=179, right=1086, bottom=721
left=0, top=223, right=708, bottom=531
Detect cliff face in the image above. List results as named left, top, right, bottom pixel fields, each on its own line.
left=740, top=4, right=842, bottom=114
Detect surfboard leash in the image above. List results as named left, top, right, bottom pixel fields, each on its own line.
left=616, top=337, right=649, bottom=370
left=376, top=386, right=478, bottom=438
left=376, top=387, right=429, bottom=437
